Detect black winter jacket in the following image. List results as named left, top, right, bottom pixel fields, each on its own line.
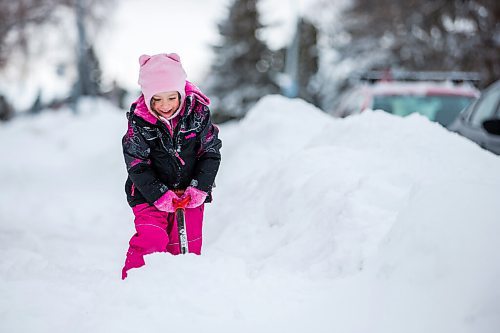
left=122, top=91, right=221, bottom=208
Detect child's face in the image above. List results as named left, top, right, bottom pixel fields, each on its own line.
left=151, top=91, right=180, bottom=118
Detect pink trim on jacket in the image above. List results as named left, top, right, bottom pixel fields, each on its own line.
left=185, top=81, right=210, bottom=106
left=130, top=158, right=143, bottom=168
left=133, top=95, right=158, bottom=124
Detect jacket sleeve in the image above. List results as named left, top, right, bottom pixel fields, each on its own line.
left=192, top=107, right=222, bottom=193
left=122, top=120, right=168, bottom=204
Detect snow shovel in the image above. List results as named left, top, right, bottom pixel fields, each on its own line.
left=172, top=195, right=191, bottom=255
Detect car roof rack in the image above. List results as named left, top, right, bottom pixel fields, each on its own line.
left=352, top=70, right=482, bottom=86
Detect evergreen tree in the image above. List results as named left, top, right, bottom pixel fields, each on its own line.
left=205, top=0, right=280, bottom=122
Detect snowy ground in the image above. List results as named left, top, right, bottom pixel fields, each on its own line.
left=1, top=95, right=499, bottom=332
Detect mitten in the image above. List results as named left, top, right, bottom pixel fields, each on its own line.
left=154, top=190, right=179, bottom=212
left=182, top=186, right=207, bottom=208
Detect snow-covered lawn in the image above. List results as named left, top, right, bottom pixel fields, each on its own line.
left=1, top=96, right=499, bottom=332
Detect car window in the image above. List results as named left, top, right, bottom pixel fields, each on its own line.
left=469, top=88, right=500, bottom=127
left=372, top=95, right=474, bottom=126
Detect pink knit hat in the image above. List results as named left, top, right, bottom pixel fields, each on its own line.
left=138, top=53, right=187, bottom=112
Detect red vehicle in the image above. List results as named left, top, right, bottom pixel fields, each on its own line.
left=333, top=81, right=480, bottom=127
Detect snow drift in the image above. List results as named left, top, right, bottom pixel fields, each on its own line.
left=1, top=95, right=499, bottom=332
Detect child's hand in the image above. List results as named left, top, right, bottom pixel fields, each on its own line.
left=154, top=190, right=180, bottom=212
left=182, top=187, right=207, bottom=208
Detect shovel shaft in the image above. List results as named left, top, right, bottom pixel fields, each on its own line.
left=173, top=195, right=190, bottom=254
left=175, top=208, right=188, bottom=254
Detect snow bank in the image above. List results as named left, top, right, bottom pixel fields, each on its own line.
left=1, top=95, right=499, bottom=332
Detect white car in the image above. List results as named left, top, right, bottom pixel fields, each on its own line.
left=333, top=81, right=479, bottom=127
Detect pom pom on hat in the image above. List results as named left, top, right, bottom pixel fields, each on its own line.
left=138, top=53, right=187, bottom=112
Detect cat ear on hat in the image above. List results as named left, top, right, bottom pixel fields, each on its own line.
left=166, top=53, right=181, bottom=62
left=139, top=54, right=151, bottom=66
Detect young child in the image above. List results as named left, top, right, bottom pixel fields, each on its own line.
left=121, top=53, right=222, bottom=279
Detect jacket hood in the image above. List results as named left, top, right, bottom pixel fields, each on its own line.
left=132, top=95, right=158, bottom=125
left=185, top=81, right=210, bottom=106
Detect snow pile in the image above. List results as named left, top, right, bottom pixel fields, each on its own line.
left=1, top=95, right=499, bottom=332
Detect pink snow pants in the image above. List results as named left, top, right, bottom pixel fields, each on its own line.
left=122, top=203, right=204, bottom=279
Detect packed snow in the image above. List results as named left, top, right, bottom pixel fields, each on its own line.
left=1, top=95, right=499, bottom=332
